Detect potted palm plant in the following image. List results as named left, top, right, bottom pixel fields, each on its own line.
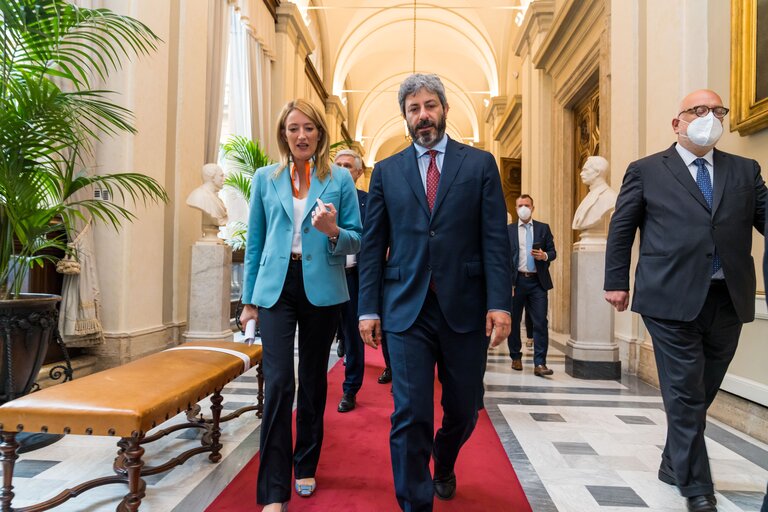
left=0, top=0, right=168, bottom=403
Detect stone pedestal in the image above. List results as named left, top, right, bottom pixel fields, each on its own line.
left=183, top=242, right=233, bottom=342
left=565, top=237, right=620, bottom=379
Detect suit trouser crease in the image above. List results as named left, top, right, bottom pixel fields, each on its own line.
left=256, top=261, right=340, bottom=504
left=508, top=276, right=549, bottom=365
left=340, top=269, right=365, bottom=394
left=642, top=282, right=741, bottom=498
left=386, top=290, right=485, bottom=511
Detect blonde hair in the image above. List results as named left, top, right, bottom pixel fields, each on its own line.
left=275, top=99, right=331, bottom=180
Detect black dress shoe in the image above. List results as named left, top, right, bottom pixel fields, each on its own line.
left=686, top=495, right=717, bottom=512
left=377, top=367, right=392, bottom=384
left=658, top=459, right=676, bottom=486
left=433, top=470, right=456, bottom=500
left=337, top=393, right=356, bottom=413
left=336, top=340, right=345, bottom=358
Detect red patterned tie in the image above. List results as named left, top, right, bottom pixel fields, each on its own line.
left=426, top=149, right=440, bottom=211
left=426, top=150, right=440, bottom=293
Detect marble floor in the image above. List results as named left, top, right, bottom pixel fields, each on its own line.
left=5, top=340, right=768, bottom=511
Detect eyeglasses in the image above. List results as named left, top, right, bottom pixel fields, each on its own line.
left=678, top=105, right=730, bottom=119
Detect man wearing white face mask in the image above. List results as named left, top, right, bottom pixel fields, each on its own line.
left=605, top=89, right=767, bottom=512
left=507, top=194, right=556, bottom=376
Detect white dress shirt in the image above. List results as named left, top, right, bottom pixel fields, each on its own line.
left=412, top=134, right=448, bottom=191
left=517, top=220, right=536, bottom=273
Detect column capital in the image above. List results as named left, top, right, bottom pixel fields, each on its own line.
left=276, top=2, right=315, bottom=59
left=484, top=95, right=507, bottom=124
left=513, top=0, right=555, bottom=60
left=325, top=95, right=346, bottom=124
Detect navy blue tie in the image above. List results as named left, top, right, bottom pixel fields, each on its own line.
left=694, top=158, right=721, bottom=275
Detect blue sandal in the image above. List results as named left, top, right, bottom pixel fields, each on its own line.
left=294, top=480, right=316, bottom=498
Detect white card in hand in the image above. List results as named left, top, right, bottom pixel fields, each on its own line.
left=244, top=319, right=257, bottom=345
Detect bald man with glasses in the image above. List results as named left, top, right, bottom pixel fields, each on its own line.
left=605, top=89, right=766, bottom=512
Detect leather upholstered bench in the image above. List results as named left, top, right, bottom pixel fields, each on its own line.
left=0, top=340, right=263, bottom=511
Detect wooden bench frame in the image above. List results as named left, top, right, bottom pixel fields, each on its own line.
left=0, top=342, right=263, bottom=511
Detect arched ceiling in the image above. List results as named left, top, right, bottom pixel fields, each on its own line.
left=304, top=1, right=526, bottom=164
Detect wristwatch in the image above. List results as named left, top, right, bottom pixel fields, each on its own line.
left=328, top=234, right=339, bottom=243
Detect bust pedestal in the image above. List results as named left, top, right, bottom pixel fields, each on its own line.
left=565, top=228, right=621, bottom=379
left=183, top=241, right=233, bottom=342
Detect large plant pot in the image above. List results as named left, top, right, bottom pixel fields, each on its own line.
left=0, top=294, right=61, bottom=404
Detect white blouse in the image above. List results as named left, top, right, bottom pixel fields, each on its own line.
left=291, top=196, right=307, bottom=254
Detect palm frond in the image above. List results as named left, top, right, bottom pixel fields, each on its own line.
left=221, top=135, right=272, bottom=201
left=0, top=0, right=166, bottom=299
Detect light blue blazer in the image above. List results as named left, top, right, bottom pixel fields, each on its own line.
left=241, top=162, right=362, bottom=308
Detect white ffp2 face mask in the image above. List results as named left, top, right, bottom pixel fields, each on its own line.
left=517, top=206, right=532, bottom=221
left=681, top=112, right=723, bottom=148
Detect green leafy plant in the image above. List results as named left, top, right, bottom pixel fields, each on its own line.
left=220, top=135, right=272, bottom=250
left=0, top=0, right=169, bottom=299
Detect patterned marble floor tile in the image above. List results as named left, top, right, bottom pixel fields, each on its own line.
left=5, top=343, right=767, bottom=512
left=586, top=484, right=648, bottom=507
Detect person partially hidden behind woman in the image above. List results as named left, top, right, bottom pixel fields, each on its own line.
left=239, top=99, right=363, bottom=512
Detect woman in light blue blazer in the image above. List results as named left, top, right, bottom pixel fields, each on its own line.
left=239, top=99, right=362, bottom=512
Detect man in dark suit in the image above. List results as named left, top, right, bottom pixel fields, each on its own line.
left=507, top=194, right=557, bottom=376
left=358, top=73, right=512, bottom=512
left=604, top=89, right=767, bottom=512
left=334, top=149, right=368, bottom=413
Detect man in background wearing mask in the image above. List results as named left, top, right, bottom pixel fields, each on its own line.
left=507, top=194, right=557, bottom=376
left=604, top=89, right=766, bottom=512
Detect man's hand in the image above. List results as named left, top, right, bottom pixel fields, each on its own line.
left=486, top=311, right=511, bottom=348
left=605, top=290, right=630, bottom=312
left=531, top=248, right=547, bottom=261
left=359, top=319, right=382, bottom=349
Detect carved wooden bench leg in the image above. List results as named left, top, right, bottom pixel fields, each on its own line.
left=117, top=436, right=145, bottom=512
left=0, top=432, right=18, bottom=512
left=208, top=390, right=223, bottom=463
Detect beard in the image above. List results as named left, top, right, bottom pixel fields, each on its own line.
left=407, top=115, right=446, bottom=148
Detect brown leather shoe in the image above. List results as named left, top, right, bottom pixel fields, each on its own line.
left=511, top=359, right=523, bottom=371
left=534, top=364, right=553, bottom=377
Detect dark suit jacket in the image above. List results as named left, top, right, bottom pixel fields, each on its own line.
left=508, top=221, right=556, bottom=290
left=605, top=144, right=767, bottom=323
left=357, top=189, right=368, bottom=225
left=358, top=137, right=512, bottom=333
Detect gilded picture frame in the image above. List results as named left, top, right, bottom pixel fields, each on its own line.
left=730, top=0, right=768, bottom=135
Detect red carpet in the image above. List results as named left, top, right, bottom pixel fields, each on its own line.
left=207, top=346, right=531, bottom=511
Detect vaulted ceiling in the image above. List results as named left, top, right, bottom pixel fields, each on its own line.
left=299, top=1, right=526, bottom=165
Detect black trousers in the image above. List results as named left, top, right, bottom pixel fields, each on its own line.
left=508, top=275, right=549, bottom=366
left=642, top=281, right=742, bottom=498
left=256, top=260, right=340, bottom=504
left=339, top=268, right=365, bottom=395
left=386, top=290, right=487, bottom=512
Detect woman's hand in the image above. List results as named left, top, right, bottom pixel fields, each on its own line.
left=239, top=304, right=259, bottom=329
left=311, top=199, right=340, bottom=238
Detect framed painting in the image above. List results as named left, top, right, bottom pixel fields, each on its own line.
left=730, top=0, right=768, bottom=135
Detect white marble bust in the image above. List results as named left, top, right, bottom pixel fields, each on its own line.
left=572, top=156, right=618, bottom=231
left=187, top=163, right=228, bottom=241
